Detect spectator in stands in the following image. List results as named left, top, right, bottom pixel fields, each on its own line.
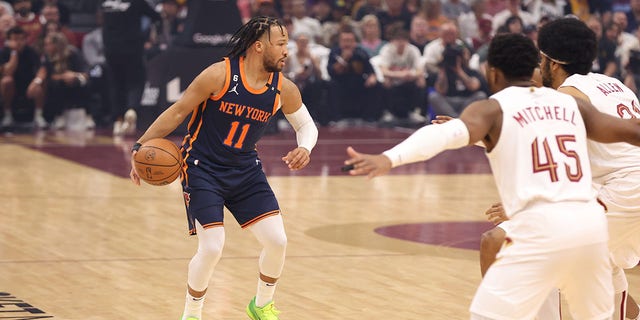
left=523, top=0, right=563, bottom=21
left=443, top=0, right=470, bottom=21
left=34, top=21, right=75, bottom=55
left=613, top=11, right=640, bottom=77
left=39, top=3, right=78, bottom=48
left=423, top=0, right=450, bottom=43
left=376, top=0, right=412, bottom=40
left=359, top=14, right=385, bottom=57
left=101, top=0, right=160, bottom=136
left=564, top=0, right=612, bottom=23
left=523, top=23, right=537, bottom=43
left=0, top=13, right=16, bottom=49
left=39, top=32, right=90, bottom=130
left=13, top=0, right=42, bottom=46
left=470, top=18, right=492, bottom=50
left=623, top=28, right=640, bottom=93
left=286, top=32, right=323, bottom=91
left=587, top=16, right=618, bottom=78
left=377, top=23, right=426, bottom=123
left=33, top=0, right=69, bottom=26
left=0, top=26, right=45, bottom=128
left=491, top=0, right=536, bottom=34
left=83, top=7, right=109, bottom=127
left=0, top=1, right=13, bottom=17
left=428, top=41, right=486, bottom=117
left=312, top=0, right=333, bottom=24
left=458, top=0, right=492, bottom=47
left=409, top=14, right=430, bottom=52
left=317, top=1, right=359, bottom=48
left=601, top=20, right=622, bottom=78
left=354, top=0, right=383, bottom=21
left=502, top=15, right=524, bottom=34
left=627, top=0, right=640, bottom=33
left=144, top=0, right=184, bottom=60
left=423, top=22, right=465, bottom=75
left=253, top=0, right=280, bottom=18
left=485, top=0, right=507, bottom=16
left=327, top=27, right=379, bottom=124
left=284, top=31, right=328, bottom=125
left=405, top=0, right=421, bottom=16
left=291, top=0, right=322, bottom=44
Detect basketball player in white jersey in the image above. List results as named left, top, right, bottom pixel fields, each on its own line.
left=478, top=17, right=640, bottom=320
left=344, top=32, right=640, bottom=319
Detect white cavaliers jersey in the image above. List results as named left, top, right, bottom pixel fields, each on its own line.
left=487, top=86, right=594, bottom=217
left=560, top=73, right=640, bottom=181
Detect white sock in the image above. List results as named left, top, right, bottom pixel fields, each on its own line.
left=255, top=278, right=276, bottom=307
left=182, top=292, right=205, bottom=320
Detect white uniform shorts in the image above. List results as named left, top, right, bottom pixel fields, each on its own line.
left=596, top=172, right=640, bottom=269
left=471, top=204, right=613, bottom=320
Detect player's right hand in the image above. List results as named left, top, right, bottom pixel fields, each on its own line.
left=344, top=146, right=392, bottom=179
left=485, top=202, right=508, bottom=225
left=129, top=151, right=141, bottom=186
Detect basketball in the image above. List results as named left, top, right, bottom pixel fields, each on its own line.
left=133, top=138, right=182, bottom=186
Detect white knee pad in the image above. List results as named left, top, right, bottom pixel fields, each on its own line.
left=188, top=222, right=225, bottom=291
left=250, top=215, right=287, bottom=278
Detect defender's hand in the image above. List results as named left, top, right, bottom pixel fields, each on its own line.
left=431, top=115, right=453, bottom=124
left=344, top=146, right=392, bottom=178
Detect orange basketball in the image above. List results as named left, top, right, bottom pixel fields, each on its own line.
left=133, top=138, right=182, bottom=186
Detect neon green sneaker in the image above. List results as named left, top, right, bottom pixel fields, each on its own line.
left=246, top=297, right=281, bottom=320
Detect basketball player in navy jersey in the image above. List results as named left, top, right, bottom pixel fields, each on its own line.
left=344, top=33, right=640, bottom=319
left=129, top=16, right=318, bottom=320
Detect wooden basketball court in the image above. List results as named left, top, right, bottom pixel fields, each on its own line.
left=1, top=126, right=638, bottom=319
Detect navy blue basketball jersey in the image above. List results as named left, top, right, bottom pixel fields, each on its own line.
left=181, top=57, right=282, bottom=167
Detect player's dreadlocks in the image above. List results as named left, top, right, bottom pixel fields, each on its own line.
left=227, top=16, right=284, bottom=59
left=488, top=33, right=540, bottom=81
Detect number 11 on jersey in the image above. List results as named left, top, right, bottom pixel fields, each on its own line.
left=224, top=121, right=250, bottom=149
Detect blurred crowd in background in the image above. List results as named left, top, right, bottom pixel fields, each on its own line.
left=0, top=0, right=638, bottom=133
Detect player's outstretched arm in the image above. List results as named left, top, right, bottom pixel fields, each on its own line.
left=280, top=77, right=318, bottom=170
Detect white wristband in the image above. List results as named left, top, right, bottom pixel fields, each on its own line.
left=382, top=118, right=470, bottom=167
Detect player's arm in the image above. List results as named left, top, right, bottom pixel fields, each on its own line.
left=280, top=77, right=318, bottom=170
left=558, top=85, right=591, bottom=102
left=135, top=62, right=225, bottom=144
left=344, top=99, right=499, bottom=178
left=576, top=97, right=640, bottom=145
left=129, top=62, right=225, bottom=185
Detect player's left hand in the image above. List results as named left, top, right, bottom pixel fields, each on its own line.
left=282, top=147, right=310, bottom=170
left=344, top=146, right=392, bottom=178
left=485, top=202, right=508, bottom=225
left=431, top=115, right=453, bottom=124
